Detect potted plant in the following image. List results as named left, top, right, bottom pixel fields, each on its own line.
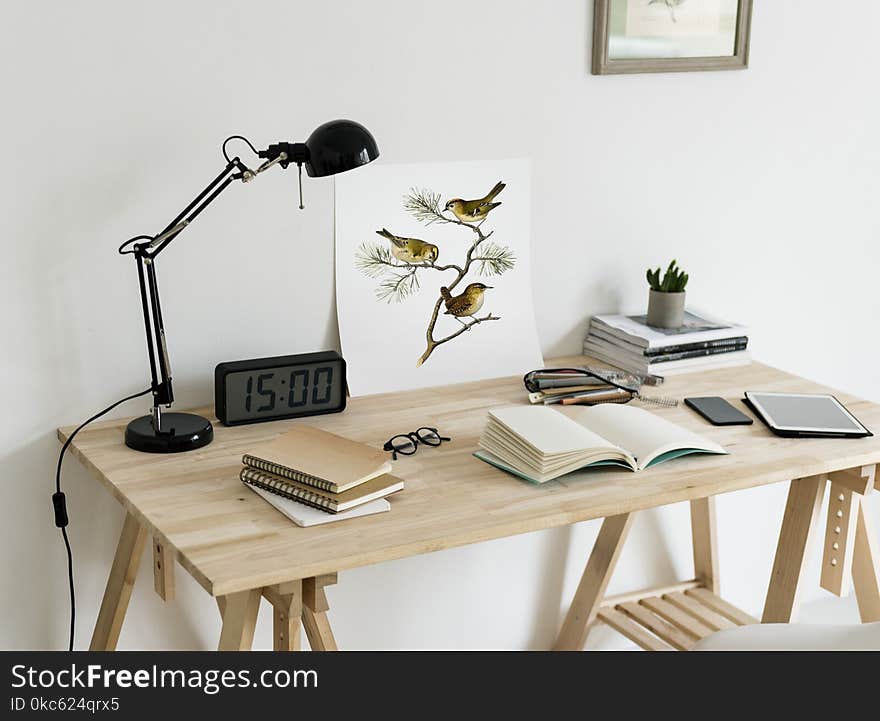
left=646, top=259, right=688, bottom=328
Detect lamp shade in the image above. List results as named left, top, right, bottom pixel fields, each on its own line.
left=303, top=119, right=379, bottom=178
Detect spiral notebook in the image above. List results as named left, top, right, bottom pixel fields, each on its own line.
left=247, top=483, right=390, bottom=527
left=240, top=466, right=404, bottom=514
left=242, top=425, right=392, bottom=493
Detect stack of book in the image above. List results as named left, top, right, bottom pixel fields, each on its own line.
left=583, top=310, right=749, bottom=377
left=240, top=425, right=403, bottom=527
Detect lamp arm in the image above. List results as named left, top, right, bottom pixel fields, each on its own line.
left=128, top=143, right=294, bottom=431
left=131, top=156, right=250, bottom=424
left=147, top=158, right=246, bottom=258
left=147, top=149, right=292, bottom=259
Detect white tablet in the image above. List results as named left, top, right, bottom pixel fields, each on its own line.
left=743, top=392, right=872, bottom=438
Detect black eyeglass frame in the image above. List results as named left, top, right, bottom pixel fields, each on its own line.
left=383, top=427, right=451, bottom=460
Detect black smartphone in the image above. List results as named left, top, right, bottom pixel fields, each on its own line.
left=685, top=397, right=753, bottom=426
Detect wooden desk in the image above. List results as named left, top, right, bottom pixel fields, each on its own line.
left=60, top=358, right=880, bottom=651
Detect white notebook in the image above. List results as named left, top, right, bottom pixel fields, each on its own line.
left=475, top=403, right=726, bottom=484
left=248, top=484, right=390, bottom=527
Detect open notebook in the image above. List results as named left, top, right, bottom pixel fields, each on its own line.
left=475, top=403, right=726, bottom=484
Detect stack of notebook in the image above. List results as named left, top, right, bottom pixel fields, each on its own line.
left=583, top=310, right=750, bottom=376
left=240, top=425, right=403, bottom=527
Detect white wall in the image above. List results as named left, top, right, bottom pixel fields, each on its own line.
left=2, top=0, right=878, bottom=650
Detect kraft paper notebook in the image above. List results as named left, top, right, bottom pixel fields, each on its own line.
left=475, top=403, right=726, bottom=484
left=242, top=425, right=392, bottom=493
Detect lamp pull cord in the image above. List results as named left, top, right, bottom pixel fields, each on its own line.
left=297, top=163, right=305, bottom=210
left=54, top=387, right=152, bottom=651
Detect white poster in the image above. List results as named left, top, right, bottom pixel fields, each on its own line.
left=335, top=159, right=543, bottom=396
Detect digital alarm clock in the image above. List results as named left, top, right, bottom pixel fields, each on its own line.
left=215, top=351, right=347, bottom=426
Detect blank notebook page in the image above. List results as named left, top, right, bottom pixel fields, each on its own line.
left=488, top=406, right=610, bottom=456
left=562, top=403, right=724, bottom=468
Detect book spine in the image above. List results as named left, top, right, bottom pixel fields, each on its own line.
left=583, top=353, right=644, bottom=375
left=587, top=326, right=748, bottom=356
left=240, top=468, right=337, bottom=513
left=241, top=455, right=337, bottom=493
left=584, top=336, right=746, bottom=362
left=643, top=337, right=748, bottom=357
left=644, top=342, right=748, bottom=363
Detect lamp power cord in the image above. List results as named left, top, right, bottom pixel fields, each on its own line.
left=54, top=387, right=152, bottom=651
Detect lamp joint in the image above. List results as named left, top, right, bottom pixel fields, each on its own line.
left=259, top=141, right=309, bottom=169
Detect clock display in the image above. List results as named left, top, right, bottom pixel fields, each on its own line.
left=215, top=351, right=346, bottom=426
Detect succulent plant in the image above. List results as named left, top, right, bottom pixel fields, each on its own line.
left=646, top=259, right=688, bottom=293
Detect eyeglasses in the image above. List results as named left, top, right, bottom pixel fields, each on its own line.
left=383, top=427, right=451, bottom=460
left=523, top=367, right=677, bottom=408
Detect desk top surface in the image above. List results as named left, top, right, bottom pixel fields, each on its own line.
left=60, top=358, right=880, bottom=596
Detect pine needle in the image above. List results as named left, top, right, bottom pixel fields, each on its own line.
left=403, top=187, right=447, bottom=225
left=376, top=268, right=421, bottom=303
left=472, top=242, right=516, bottom=276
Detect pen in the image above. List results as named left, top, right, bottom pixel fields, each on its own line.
left=560, top=389, right=632, bottom=405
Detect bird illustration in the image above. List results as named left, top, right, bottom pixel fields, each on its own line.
left=649, top=0, right=686, bottom=22
left=444, top=181, right=505, bottom=223
left=376, top=228, right=439, bottom=264
left=440, top=283, right=493, bottom=326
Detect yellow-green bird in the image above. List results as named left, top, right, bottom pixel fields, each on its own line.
left=376, top=228, right=439, bottom=264
left=444, top=181, right=505, bottom=223
left=441, top=283, right=493, bottom=324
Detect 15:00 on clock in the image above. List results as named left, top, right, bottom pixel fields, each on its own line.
left=214, top=351, right=347, bottom=426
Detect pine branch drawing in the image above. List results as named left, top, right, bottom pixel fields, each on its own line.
left=354, top=181, right=515, bottom=366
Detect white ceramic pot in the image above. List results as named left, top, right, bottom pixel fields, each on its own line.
left=646, top=290, right=685, bottom=328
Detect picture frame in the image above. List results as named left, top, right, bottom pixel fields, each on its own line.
left=592, top=0, right=753, bottom=75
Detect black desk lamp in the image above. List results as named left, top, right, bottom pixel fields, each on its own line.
left=119, top=119, right=379, bottom=453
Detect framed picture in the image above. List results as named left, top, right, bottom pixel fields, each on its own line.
left=592, top=0, right=752, bottom=74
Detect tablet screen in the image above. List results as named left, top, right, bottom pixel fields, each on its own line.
left=746, top=392, right=867, bottom=434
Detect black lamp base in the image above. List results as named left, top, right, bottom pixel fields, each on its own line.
left=125, top=412, right=214, bottom=453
